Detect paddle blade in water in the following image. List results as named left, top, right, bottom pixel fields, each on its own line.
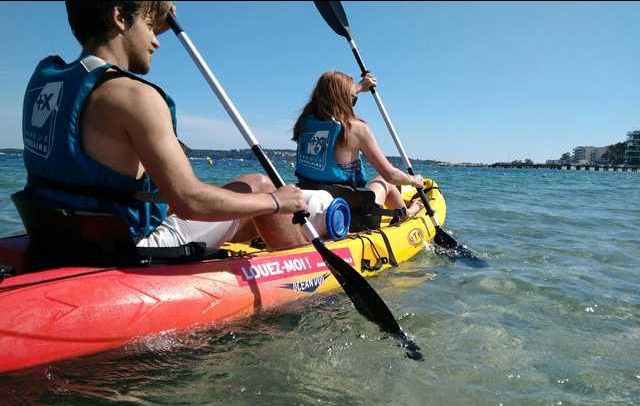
left=433, top=226, right=458, bottom=249
left=419, top=188, right=484, bottom=266
left=433, top=228, right=488, bottom=268
left=313, top=1, right=352, bottom=40
left=311, top=238, right=401, bottom=334
left=312, top=239, right=425, bottom=359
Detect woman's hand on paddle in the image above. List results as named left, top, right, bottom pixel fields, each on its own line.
left=271, top=185, right=307, bottom=214
left=357, top=73, right=377, bottom=93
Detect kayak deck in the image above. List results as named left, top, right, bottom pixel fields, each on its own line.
left=0, top=182, right=445, bottom=373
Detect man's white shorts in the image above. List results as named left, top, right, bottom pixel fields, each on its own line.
left=136, top=215, right=241, bottom=249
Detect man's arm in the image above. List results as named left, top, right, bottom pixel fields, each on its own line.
left=101, top=78, right=301, bottom=221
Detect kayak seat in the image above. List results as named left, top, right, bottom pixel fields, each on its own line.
left=11, top=190, right=220, bottom=271
left=295, top=180, right=405, bottom=231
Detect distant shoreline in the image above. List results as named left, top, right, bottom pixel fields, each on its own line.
left=489, top=162, right=640, bottom=172
left=0, top=148, right=443, bottom=166
left=3, top=148, right=637, bottom=171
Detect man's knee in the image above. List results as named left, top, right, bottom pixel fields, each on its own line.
left=231, top=173, right=275, bottom=193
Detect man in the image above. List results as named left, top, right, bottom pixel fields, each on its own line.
left=21, top=1, right=308, bottom=253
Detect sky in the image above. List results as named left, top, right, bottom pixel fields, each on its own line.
left=0, top=1, right=638, bottom=164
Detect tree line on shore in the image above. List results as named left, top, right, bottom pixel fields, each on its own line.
left=0, top=148, right=440, bottom=166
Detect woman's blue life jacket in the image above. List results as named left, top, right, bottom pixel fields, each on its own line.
left=294, top=115, right=368, bottom=188
left=21, top=55, right=177, bottom=241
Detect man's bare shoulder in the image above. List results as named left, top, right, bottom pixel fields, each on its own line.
left=88, top=76, right=167, bottom=115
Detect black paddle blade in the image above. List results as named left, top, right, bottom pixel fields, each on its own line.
left=313, top=1, right=352, bottom=40
left=312, top=239, right=424, bottom=360
left=433, top=226, right=458, bottom=249
left=311, top=239, right=401, bottom=334
left=417, top=187, right=486, bottom=267
left=433, top=227, right=488, bottom=268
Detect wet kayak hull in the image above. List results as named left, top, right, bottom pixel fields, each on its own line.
left=0, top=183, right=445, bottom=373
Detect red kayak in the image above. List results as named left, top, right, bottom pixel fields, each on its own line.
left=0, top=183, right=445, bottom=373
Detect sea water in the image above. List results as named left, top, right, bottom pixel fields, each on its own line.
left=0, top=154, right=639, bottom=406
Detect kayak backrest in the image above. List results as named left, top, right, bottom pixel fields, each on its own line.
left=295, top=181, right=402, bottom=231
left=11, top=189, right=139, bottom=269
left=10, top=190, right=223, bottom=270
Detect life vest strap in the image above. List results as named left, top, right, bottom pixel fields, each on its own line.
left=11, top=190, right=211, bottom=271
left=295, top=178, right=405, bottom=231
left=27, top=175, right=165, bottom=203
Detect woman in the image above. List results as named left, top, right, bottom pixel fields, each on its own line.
left=293, top=71, right=424, bottom=217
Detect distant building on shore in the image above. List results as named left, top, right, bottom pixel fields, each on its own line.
left=624, top=130, right=640, bottom=165
left=573, top=146, right=593, bottom=164
left=572, top=146, right=608, bottom=165
left=590, top=147, right=608, bottom=164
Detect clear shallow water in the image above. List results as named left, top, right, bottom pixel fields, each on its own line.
left=1, top=154, right=639, bottom=405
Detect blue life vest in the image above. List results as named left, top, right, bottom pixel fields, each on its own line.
left=22, top=55, right=175, bottom=241
left=295, top=115, right=367, bottom=188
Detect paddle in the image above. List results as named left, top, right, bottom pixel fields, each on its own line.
left=313, top=1, right=485, bottom=266
left=166, top=14, right=422, bottom=359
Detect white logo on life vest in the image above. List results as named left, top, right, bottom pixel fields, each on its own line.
left=24, top=81, right=64, bottom=159
left=306, top=131, right=328, bottom=155
left=300, top=130, right=329, bottom=170
left=31, top=82, right=63, bottom=128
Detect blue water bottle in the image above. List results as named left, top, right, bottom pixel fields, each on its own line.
left=302, top=190, right=351, bottom=240
left=325, top=197, right=351, bottom=240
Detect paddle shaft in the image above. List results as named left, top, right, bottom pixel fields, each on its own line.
left=313, top=0, right=444, bottom=225
left=314, top=0, right=483, bottom=261
left=166, top=16, right=320, bottom=239
left=348, top=39, right=439, bottom=222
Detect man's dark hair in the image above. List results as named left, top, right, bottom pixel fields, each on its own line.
left=64, top=1, right=169, bottom=46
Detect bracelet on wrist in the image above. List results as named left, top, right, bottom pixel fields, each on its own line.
left=268, top=192, right=280, bottom=214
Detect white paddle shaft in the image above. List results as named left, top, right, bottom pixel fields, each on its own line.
left=348, top=39, right=412, bottom=170
left=174, top=31, right=320, bottom=240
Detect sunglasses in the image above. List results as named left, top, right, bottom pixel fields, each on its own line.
left=351, top=94, right=358, bottom=107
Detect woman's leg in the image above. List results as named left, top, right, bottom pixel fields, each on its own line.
left=367, top=175, right=404, bottom=208
left=366, top=175, right=423, bottom=217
